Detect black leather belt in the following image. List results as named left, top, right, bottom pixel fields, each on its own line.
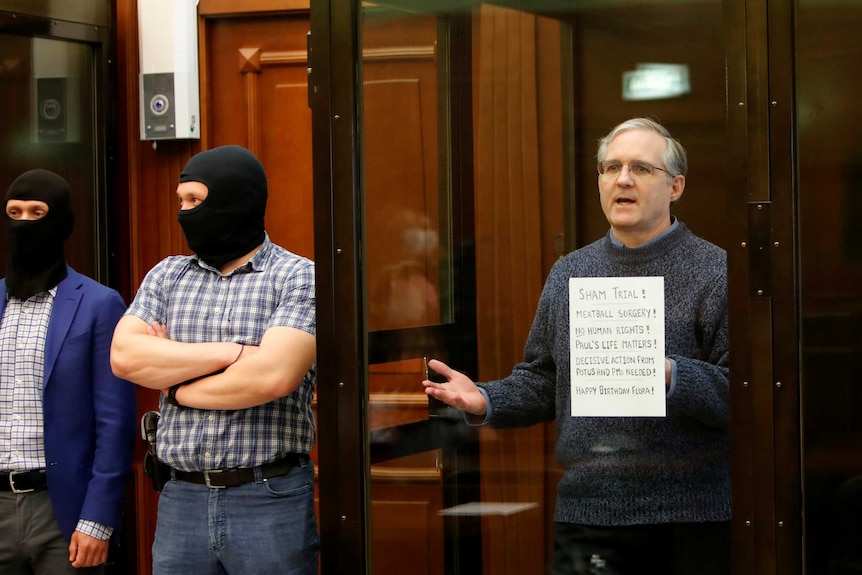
left=172, top=455, right=299, bottom=489
left=0, top=469, right=48, bottom=493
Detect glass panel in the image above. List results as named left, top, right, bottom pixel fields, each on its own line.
left=471, top=6, right=567, bottom=573
left=471, top=1, right=727, bottom=573
left=359, top=0, right=726, bottom=573
left=370, top=451, right=445, bottom=574
left=0, top=35, right=99, bottom=278
left=368, top=365, right=443, bottom=567
left=369, top=358, right=430, bottom=429
left=797, top=4, right=862, bottom=573
left=362, top=3, right=451, bottom=332
left=361, top=4, right=459, bottom=573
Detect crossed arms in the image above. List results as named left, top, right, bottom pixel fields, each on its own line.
left=110, top=315, right=315, bottom=410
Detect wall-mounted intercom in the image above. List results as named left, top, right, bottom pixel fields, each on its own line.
left=138, top=0, right=200, bottom=140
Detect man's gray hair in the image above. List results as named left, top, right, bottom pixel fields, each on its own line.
left=596, top=117, right=688, bottom=178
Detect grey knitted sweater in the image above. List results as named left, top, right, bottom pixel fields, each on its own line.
left=481, top=222, right=729, bottom=526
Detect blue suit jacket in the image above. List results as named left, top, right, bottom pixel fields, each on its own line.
left=0, top=266, right=137, bottom=541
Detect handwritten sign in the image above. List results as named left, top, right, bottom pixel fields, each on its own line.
left=569, top=276, right=665, bottom=417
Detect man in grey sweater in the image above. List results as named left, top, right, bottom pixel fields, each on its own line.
left=423, top=118, right=729, bottom=574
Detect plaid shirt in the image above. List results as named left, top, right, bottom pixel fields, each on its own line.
left=126, top=235, right=316, bottom=471
left=0, top=291, right=53, bottom=472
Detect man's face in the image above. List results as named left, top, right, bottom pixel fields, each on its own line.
left=176, top=181, right=209, bottom=211
left=598, top=128, right=685, bottom=247
left=6, top=199, right=49, bottom=221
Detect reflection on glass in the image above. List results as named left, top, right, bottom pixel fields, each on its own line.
left=361, top=0, right=727, bottom=573
left=368, top=358, right=430, bottom=431
left=0, top=35, right=98, bottom=279
left=798, top=3, right=862, bottom=573
left=369, top=451, right=445, bottom=574
left=470, top=5, right=567, bottom=574
left=362, top=3, right=450, bottom=332
left=368, top=208, right=441, bottom=330
left=367, top=355, right=484, bottom=575
left=362, top=5, right=458, bottom=573
left=471, top=2, right=726, bottom=574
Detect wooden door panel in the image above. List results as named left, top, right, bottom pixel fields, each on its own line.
left=206, top=16, right=314, bottom=259
left=261, top=81, right=314, bottom=258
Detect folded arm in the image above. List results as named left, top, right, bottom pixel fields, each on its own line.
left=174, top=325, right=315, bottom=410
left=110, top=315, right=243, bottom=389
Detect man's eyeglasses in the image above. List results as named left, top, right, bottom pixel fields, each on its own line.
left=597, top=160, right=671, bottom=178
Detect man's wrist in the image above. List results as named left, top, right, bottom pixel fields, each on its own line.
left=231, top=343, right=244, bottom=365
left=75, top=519, right=113, bottom=540
left=166, top=384, right=183, bottom=407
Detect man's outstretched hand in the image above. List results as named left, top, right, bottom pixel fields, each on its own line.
left=421, top=359, right=488, bottom=417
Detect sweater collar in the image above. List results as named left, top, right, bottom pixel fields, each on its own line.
left=603, top=218, right=689, bottom=265
left=607, top=216, right=679, bottom=249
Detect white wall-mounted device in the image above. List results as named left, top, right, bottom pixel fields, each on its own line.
left=138, top=0, right=200, bottom=140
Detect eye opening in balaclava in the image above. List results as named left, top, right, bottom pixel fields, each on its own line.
left=4, top=169, right=74, bottom=300
left=177, top=145, right=268, bottom=269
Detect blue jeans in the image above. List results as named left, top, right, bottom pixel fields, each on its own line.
left=152, top=457, right=319, bottom=575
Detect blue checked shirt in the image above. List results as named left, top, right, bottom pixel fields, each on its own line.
left=126, top=235, right=316, bottom=472
left=0, top=289, right=111, bottom=539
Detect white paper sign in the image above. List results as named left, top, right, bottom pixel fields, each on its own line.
left=569, top=276, right=665, bottom=417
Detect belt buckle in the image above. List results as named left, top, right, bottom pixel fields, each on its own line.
left=9, top=470, right=35, bottom=494
left=203, top=470, right=226, bottom=489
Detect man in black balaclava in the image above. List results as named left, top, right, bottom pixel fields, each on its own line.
left=4, top=168, right=74, bottom=300
left=176, top=144, right=267, bottom=270
left=111, top=146, right=319, bottom=575
left=0, top=169, right=136, bottom=574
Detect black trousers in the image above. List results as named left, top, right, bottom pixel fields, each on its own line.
left=551, top=520, right=732, bottom=575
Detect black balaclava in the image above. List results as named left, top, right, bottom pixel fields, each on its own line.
left=177, top=145, right=268, bottom=269
left=4, top=169, right=74, bottom=300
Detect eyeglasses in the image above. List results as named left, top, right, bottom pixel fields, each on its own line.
left=597, top=160, right=671, bottom=178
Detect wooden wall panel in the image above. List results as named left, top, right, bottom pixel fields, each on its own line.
left=360, top=15, right=448, bottom=575
left=205, top=15, right=315, bottom=259
left=796, top=9, right=862, bottom=306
